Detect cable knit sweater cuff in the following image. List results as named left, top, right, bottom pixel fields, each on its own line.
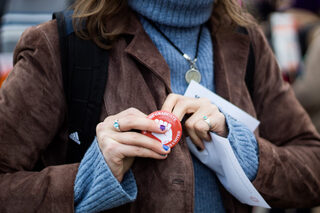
left=224, top=113, right=259, bottom=181
left=74, top=138, right=137, bottom=213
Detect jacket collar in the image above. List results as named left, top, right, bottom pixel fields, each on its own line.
left=210, top=19, right=251, bottom=104
left=108, top=10, right=172, bottom=92
left=114, top=9, right=251, bottom=103
left=123, top=14, right=172, bottom=92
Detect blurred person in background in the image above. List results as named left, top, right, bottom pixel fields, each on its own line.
left=292, top=1, right=320, bottom=138
left=0, top=0, right=74, bottom=87
left=0, top=0, right=8, bottom=87
left=293, top=26, right=320, bottom=144
left=248, top=0, right=320, bottom=84
left=0, top=0, right=6, bottom=31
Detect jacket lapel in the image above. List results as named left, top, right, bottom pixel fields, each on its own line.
left=101, top=13, right=172, bottom=118
left=103, top=10, right=251, bottom=116
left=213, top=28, right=250, bottom=105
left=124, top=14, right=252, bottom=108
left=124, top=15, right=172, bottom=93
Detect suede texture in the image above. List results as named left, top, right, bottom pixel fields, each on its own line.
left=0, top=7, right=320, bottom=213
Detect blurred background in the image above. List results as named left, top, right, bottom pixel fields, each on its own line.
left=0, top=0, right=73, bottom=86
left=0, top=0, right=319, bottom=212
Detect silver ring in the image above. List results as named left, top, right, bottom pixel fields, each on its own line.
left=113, top=119, right=121, bottom=131
left=203, top=116, right=212, bottom=130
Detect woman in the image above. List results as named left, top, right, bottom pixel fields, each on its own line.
left=0, top=0, right=319, bottom=212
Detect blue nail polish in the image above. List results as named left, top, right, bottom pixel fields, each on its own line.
left=163, top=144, right=170, bottom=151
left=160, top=125, right=166, bottom=131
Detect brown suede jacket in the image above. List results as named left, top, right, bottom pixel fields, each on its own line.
left=0, top=10, right=320, bottom=213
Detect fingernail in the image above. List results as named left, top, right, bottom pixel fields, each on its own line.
left=160, top=154, right=167, bottom=157
left=163, top=144, right=170, bottom=151
left=196, top=146, right=202, bottom=151
left=160, top=125, right=166, bottom=131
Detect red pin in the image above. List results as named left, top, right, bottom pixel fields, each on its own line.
left=142, top=110, right=182, bottom=148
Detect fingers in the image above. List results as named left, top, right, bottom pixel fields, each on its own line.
left=187, top=105, right=227, bottom=138
left=99, top=133, right=170, bottom=163
left=97, top=107, right=171, bottom=157
left=161, top=94, right=228, bottom=150
left=185, top=109, right=211, bottom=151
left=162, top=93, right=192, bottom=120
left=117, top=143, right=170, bottom=159
left=211, top=112, right=228, bottom=137
left=114, top=116, right=167, bottom=133
left=101, top=107, right=167, bottom=134
left=161, top=93, right=180, bottom=114
left=186, top=108, right=212, bottom=137
left=96, top=107, right=172, bottom=182
left=100, top=137, right=169, bottom=182
left=172, top=98, right=198, bottom=121
left=116, top=107, right=147, bottom=118
left=162, top=94, right=204, bottom=120
left=102, top=137, right=170, bottom=159
left=113, top=131, right=170, bottom=154
left=186, top=127, right=205, bottom=150
left=194, top=119, right=212, bottom=141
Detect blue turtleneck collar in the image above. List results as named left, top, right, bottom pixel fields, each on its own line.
left=128, top=0, right=215, bottom=28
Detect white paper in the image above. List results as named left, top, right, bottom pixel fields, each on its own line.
left=184, top=81, right=270, bottom=208
left=184, top=80, right=260, bottom=132
left=187, top=135, right=270, bottom=208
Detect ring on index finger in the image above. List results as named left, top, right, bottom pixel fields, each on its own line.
left=203, top=116, right=212, bottom=130
left=113, top=119, right=121, bottom=132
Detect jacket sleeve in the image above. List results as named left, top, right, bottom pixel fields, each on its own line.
left=248, top=26, right=320, bottom=208
left=0, top=21, right=77, bottom=212
left=75, top=139, right=137, bottom=212
left=293, top=35, right=320, bottom=113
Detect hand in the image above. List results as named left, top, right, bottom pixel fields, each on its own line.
left=151, top=119, right=172, bottom=144
left=162, top=94, right=228, bottom=150
left=96, top=108, right=171, bottom=182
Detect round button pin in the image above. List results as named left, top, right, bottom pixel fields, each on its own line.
left=142, top=110, right=182, bottom=148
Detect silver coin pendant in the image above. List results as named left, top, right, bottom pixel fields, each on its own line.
left=185, top=68, right=201, bottom=84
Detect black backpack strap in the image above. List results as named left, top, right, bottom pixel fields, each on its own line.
left=53, top=11, right=69, bottom=91
left=237, top=26, right=255, bottom=100
left=245, top=41, right=255, bottom=100
left=53, top=11, right=109, bottom=163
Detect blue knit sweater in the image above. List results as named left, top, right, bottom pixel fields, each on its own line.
left=74, top=0, right=259, bottom=212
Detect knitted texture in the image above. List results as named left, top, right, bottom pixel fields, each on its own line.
left=128, top=0, right=214, bottom=27
left=129, top=0, right=215, bottom=95
left=192, top=155, right=225, bottom=213
left=226, top=114, right=259, bottom=181
left=74, top=139, right=137, bottom=213
left=139, top=18, right=215, bottom=95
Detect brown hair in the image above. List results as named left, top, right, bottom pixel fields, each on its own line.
left=220, top=0, right=256, bottom=27
left=72, top=0, right=255, bottom=49
left=72, top=0, right=129, bottom=49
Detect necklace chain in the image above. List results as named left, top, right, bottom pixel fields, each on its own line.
left=144, top=16, right=203, bottom=83
left=183, top=54, right=198, bottom=68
